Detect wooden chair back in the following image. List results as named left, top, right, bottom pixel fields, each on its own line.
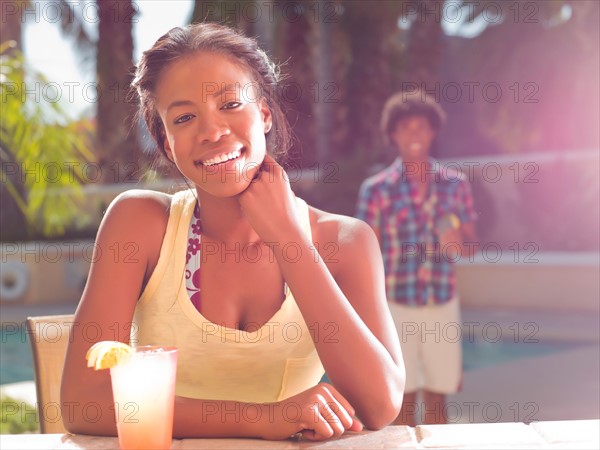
left=26, top=314, right=75, bottom=434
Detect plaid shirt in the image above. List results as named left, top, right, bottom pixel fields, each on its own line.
left=356, top=158, right=477, bottom=306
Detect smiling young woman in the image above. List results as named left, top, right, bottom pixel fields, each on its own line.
left=61, top=22, right=405, bottom=441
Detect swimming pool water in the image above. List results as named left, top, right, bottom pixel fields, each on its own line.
left=0, top=327, right=34, bottom=385
left=461, top=339, right=592, bottom=371
left=0, top=325, right=594, bottom=385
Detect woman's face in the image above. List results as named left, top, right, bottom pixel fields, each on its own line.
left=155, top=51, right=272, bottom=197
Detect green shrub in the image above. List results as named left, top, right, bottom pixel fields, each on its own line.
left=0, top=395, right=39, bottom=434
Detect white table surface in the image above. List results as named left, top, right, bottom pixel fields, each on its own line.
left=1, top=420, right=599, bottom=449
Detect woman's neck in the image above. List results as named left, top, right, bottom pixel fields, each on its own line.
left=195, top=189, right=261, bottom=244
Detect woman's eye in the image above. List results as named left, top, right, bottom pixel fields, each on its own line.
left=222, top=101, right=241, bottom=110
left=174, top=114, right=194, bottom=124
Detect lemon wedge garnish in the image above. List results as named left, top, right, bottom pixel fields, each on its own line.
left=86, top=341, right=134, bottom=370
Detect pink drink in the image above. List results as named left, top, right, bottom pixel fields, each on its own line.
left=110, top=346, right=178, bottom=450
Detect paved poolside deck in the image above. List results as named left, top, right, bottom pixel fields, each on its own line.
left=450, top=308, right=599, bottom=423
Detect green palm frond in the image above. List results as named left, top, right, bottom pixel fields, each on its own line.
left=1, top=43, right=94, bottom=237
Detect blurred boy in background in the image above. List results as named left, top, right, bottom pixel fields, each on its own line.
left=356, top=90, right=477, bottom=425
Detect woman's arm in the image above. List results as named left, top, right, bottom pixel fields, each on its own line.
left=238, top=157, right=406, bottom=430
left=269, top=219, right=405, bottom=430
left=61, top=190, right=169, bottom=434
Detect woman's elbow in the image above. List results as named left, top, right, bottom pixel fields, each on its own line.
left=61, top=416, right=115, bottom=437
left=60, top=400, right=117, bottom=436
left=361, top=372, right=405, bottom=430
left=60, top=381, right=117, bottom=436
left=61, top=414, right=86, bottom=436
left=60, top=391, right=89, bottom=435
left=60, top=386, right=87, bottom=435
left=362, top=389, right=403, bottom=430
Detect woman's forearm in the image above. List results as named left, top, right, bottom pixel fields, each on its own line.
left=268, top=231, right=403, bottom=428
left=63, top=379, right=274, bottom=439
left=173, top=397, right=265, bottom=438
left=61, top=372, right=119, bottom=436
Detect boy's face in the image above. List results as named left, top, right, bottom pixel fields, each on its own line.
left=390, top=115, right=436, bottom=162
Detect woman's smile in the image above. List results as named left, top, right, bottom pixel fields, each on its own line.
left=198, top=147, right=243, bottom=166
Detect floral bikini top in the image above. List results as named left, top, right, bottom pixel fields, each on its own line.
left=185, top=202, right=202, bottom=311
left=185, top=201, right=289, bottom=313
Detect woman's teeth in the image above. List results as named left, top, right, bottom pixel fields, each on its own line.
left=201, top=149, right=242, bottom=166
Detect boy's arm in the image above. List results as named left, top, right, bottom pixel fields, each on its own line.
left=437, top=177, right=479, bottom=260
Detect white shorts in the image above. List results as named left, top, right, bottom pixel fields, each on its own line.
left=389, top=297, right=462, bottom=394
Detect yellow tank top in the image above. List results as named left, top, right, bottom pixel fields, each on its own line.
left=131, top=189, right=325, bottom=402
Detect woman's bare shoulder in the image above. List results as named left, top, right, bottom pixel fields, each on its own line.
left=98, top=189, right=176, bottom=281
left=105, top=189, right=172, bottom=227
left=110, top=189, right=173, bottom=210
left=308, top=205, right=379, bottom=277
left=99, top=189, right=174, bottom=257
left=308, top=205, right=375, bottom=246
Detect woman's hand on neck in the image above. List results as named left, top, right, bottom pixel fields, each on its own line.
left=237, top=154, right=304, bottom=244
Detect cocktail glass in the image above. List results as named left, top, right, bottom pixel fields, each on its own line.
left=110, top=346, right=178, bottom=450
